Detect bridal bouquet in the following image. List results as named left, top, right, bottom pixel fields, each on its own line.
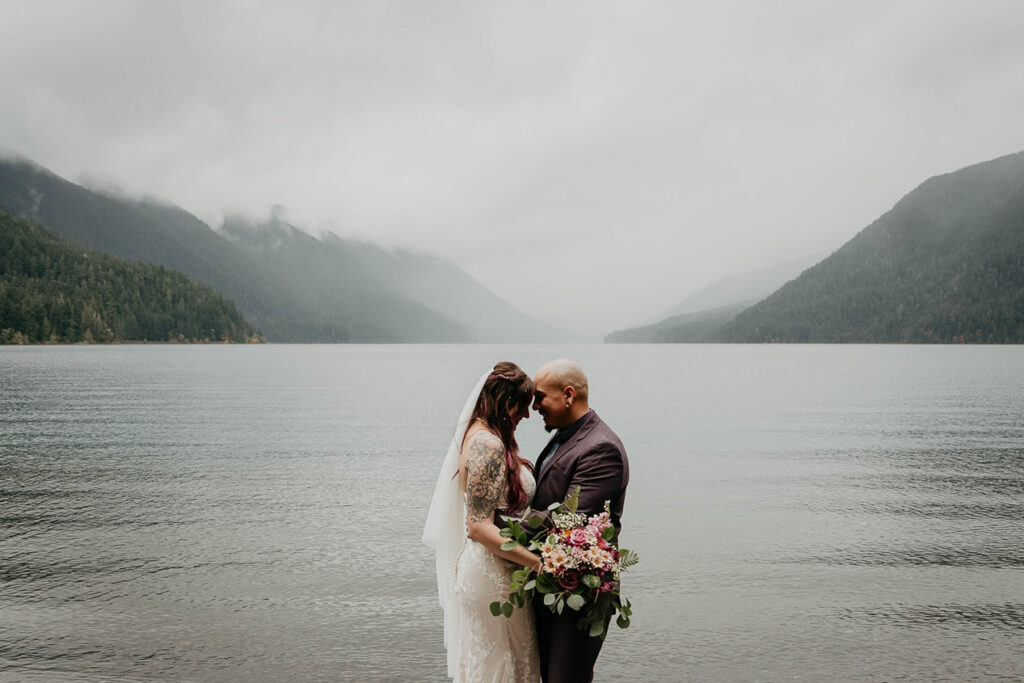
left=489, top=488, right=638, bottom=639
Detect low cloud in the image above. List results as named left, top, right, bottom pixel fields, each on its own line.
left=2, top=0, right=1024, bottom=333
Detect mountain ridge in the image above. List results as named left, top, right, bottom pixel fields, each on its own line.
left=609, top=151, right=1024, bottom=344
left=0, top=157, right=560, bottom=342
left=719, top=151, right=1024, bottom=343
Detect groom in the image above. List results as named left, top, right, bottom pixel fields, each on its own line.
left=530, top=359, right=629, bottom=683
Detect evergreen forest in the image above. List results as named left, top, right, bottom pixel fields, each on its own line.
left=609, top=151, right=1024, bottom=344
left=0, top=210, right=261, bottom=344
left=720, top=152, right=1024, bottom=343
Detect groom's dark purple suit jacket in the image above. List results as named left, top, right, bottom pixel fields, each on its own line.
left=529, top=410, right=629, bottom=683
left=532, top=410, right=628, bottom=534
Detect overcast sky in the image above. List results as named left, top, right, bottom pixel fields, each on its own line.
left=2, top=1, right=1024, bottom=334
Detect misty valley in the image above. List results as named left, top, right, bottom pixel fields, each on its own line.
left=2, top=151, right=1023, bottom=345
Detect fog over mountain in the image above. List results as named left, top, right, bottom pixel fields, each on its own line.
left=3, top=2, right=1024, bottom=334
left=640, top=254, right=824, bottom=327
left=0, top=157, right=563, bottom=342
left=609, top=151, right=1024, bottom=343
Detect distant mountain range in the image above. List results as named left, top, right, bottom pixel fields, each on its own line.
left=610, top=151, right=1024, bottom=343
left=642, top=254, right=822, bottom=324
left=0, top=158, right=562, bottom=342
left=1, top=210, right=258, bottom=344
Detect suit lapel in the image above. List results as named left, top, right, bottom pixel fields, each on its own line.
left=537, top=412, right=599, bottom=487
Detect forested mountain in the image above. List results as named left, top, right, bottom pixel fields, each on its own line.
left=608, top=151, right=1024, bottom=344
left=337, top=238, right=570, bottom=342
left=0, top=211, right=259, bottom=343
left=211, top=215, right=471, bottom=342
left=220, top=218, right=570, bottom=342
left=719, top=152, right=1024, bottom=343
left=0, top=158, right=556, bottom=342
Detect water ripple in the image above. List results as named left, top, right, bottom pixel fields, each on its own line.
left=840, top=603, right=1024, bottom=631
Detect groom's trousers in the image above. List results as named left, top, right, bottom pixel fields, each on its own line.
left=533, top=600, right=606, bottom=683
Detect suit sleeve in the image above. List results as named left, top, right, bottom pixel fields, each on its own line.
left=565, top=441, right=624, bottom=517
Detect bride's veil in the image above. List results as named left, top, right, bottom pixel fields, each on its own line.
left=422, top=369, right=489, bottom=676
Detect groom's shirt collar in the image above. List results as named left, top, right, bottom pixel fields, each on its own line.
left=553, top=409, right=593, bottom=444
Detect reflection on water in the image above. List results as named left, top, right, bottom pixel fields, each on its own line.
left=1, top=344, right=1022, bottom=681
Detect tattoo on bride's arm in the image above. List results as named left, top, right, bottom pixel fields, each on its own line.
left=465, top=435, right=506, bottom=525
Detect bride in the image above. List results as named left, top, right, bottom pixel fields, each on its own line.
left=423, top=362, right=542, bottom=682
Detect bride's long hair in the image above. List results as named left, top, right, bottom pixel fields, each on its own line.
left=471, top=361, right=534, bottom=512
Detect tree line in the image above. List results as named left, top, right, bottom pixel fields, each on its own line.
left=0, top=210, right=261, bottom=344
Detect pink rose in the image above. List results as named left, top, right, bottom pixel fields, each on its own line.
left=569, top=528, right=590, bottom=547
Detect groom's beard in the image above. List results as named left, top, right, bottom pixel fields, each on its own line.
left=545, top=424, right=556, bottom=433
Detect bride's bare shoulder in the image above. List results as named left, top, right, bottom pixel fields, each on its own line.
left=462, top=424, right=503, bottom=452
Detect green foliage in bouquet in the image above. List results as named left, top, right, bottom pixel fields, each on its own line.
left=489, top=488, right=637, bottom=639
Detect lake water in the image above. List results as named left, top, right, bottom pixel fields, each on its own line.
left=1, top=344, right=1022, bottom=682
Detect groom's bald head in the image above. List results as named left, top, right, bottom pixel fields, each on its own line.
left=532, top=359, right=590, bottom=430
left=536, top=359, right=588, bottom=401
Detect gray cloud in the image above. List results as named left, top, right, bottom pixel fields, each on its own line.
left=3, top=0, right=1024, bottom=334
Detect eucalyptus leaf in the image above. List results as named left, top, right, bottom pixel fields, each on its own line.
left=582, top=574, right=600, bottom=589
left=617, top=614, right=630, bottom=629
left=489, top=601, right=502, bottom=616
left=566, top=594, right=586, bottom=611
left=565, top=486, right=580, bottom=512
left=536, top=573, right=557, bottom=592
left=502, top=602, right=513, bottom=618
left=524, top=580, right=536, bottom=591
left=544, top=593, right=556, bottom=606
left=589, top=620, right=605, bottom=638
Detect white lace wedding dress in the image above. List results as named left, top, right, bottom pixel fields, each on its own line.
left=423, top=370, right=541, bottom=683
left=451, top=464, right=541, bottom=683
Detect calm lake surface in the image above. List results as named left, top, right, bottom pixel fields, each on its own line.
left=1, top=344, right=1022, bottom=682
